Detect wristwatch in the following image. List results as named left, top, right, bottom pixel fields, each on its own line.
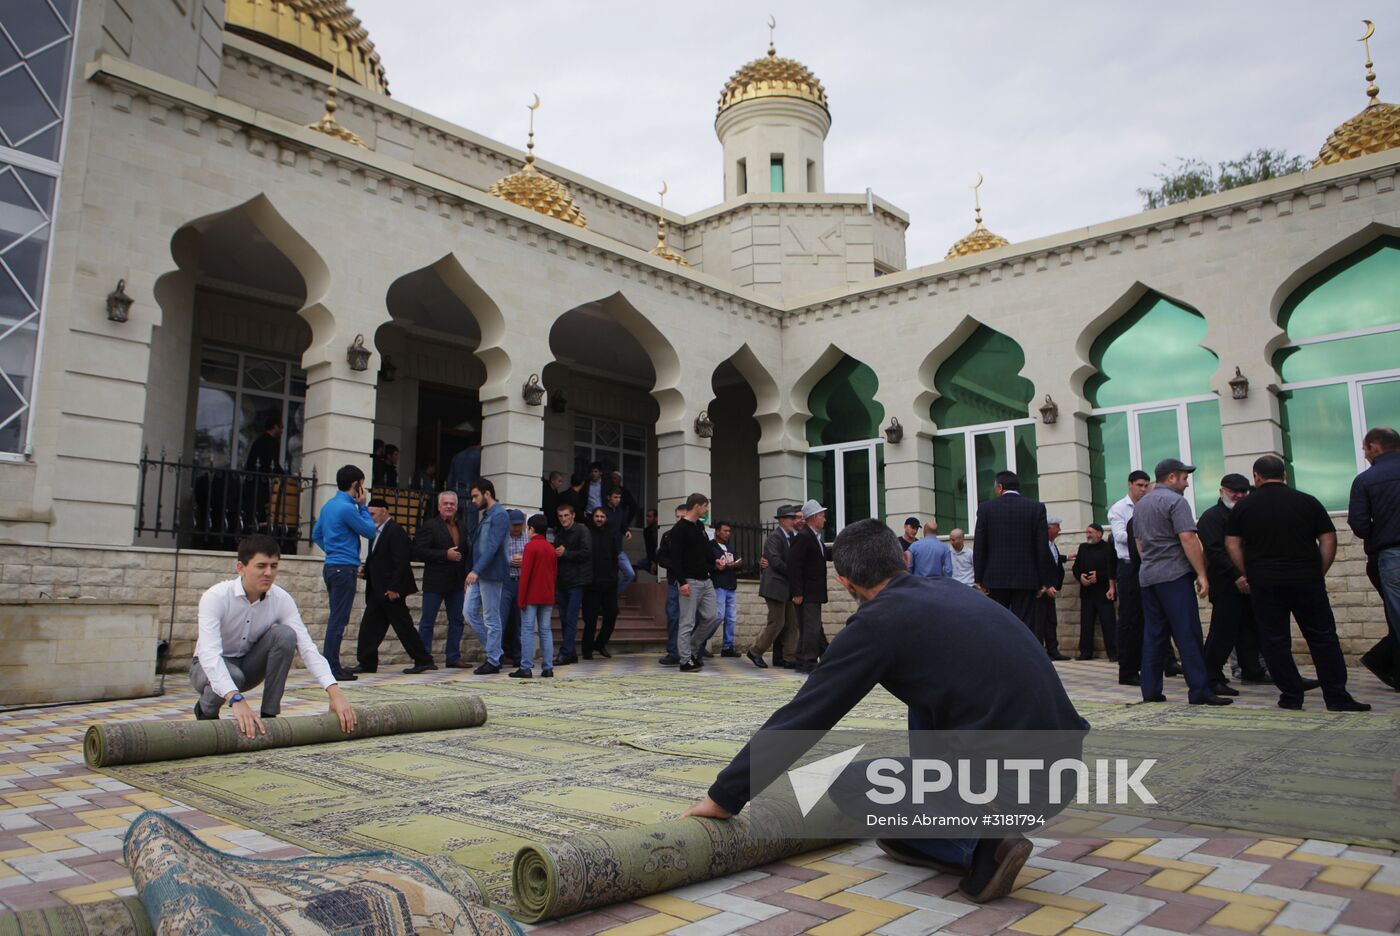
left=229, top=693, right=245, bottom=705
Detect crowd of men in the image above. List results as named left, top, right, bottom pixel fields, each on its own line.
left=191, top=427, right=1400, bottom=727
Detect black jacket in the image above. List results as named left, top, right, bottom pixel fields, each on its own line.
left=670, top=518, right=713, bottom=582
left=711, top=540, right=742, bottom=590
left=554, top=522, right=592, bottom=590
left=588, top=522, right=620, bottom=588
left=787, top=526, right=829, bottom=604
left=412, top=516, right=467, bottom=594
left=707, top=574, right=1089, bottom=814
left=1196, top=500, right=1244, bottom=592
left=366, top=519, right=417, bottom=599
left=1349, top=450, right=1400, bottom=555
left=972, top=493, right=1054, bottom=591
left=758, top=527, right=793, bottom=601
left=1070, top=540, right=1117, bottom=596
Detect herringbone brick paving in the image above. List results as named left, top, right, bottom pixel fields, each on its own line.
left=2, top=657, right=1396, bottom=934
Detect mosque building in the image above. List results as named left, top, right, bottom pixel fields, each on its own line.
left=1, top=1, right=1397, bottom=662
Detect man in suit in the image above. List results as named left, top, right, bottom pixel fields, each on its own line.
left=788, top=499, right=831, bottom=674
left=973, top=470, right=1054, bottom=632
left=748, top=504, right=799, bottom=668
left=466, top=478, right=510, bottom=675
left=1032, top=517, right=1070, bottom=660
left=354, top=499, right=436, bottom=674
left=413, top=490, right=468, bottom=668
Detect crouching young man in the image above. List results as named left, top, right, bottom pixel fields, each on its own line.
left=683, top=519, right=1088, bottom=903
left=192, top=534, right=357, bottom=739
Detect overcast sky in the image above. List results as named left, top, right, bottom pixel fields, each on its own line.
left=352, top=1, right=1385, bottom=268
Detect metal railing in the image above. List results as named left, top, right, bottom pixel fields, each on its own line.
left=723, top=520, right=775, bottom=580
left=135, top=449, right=318, bottom=552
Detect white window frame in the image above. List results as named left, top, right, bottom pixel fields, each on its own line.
left=807, top=437, right=883, bottom=533
left=1089, top=394, right=1217, bottom=514
left=933, top=417, right=1036, bottom=531
left=0, top=0, right=83, bottom=460
left=1278, top=367, right=1400, bottom=474
left=194, top=345, right=307, bottom=471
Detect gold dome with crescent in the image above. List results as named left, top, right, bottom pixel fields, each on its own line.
left=489, top=159, right=588, bottom=229
left=717, top=46, right=829, bottom=119
left=225, top=0, right=388, bottom=95
left=1316, top=20, right=1400, bottom=166
left=946, top=221, right=1011, bottom=260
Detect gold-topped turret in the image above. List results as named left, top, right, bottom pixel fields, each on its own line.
left=717, top=17, right=829, bottom=120
left=488, top=95, right=588, bottom=229
left=224, top=0, right=388, bottom=95
left=1315, top=20, right=1400, bottom=166
left=946, top=174, right=1011, bottom=260
left=648, top=182, right=690, bottom=265
left=306, top=77, right=365, bottom=147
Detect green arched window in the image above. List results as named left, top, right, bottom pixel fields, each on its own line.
left=1275, top=237, right=1400, bottom=509
left=1087, top=293, right=1224, bottom=519
left=806, top=355, right=885, bottom=537
left=930, top=325, right=1038, bottom=531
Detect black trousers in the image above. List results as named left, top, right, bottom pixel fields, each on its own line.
left=1363, top=555, right=1400, bottom=686
left=582, top=585, right=619, bottom=654
left=1203, top=585, right=1265, bottom=681
left=1249, top=581, right=1351, bottom=706
left=796, top=600, right=825, bottom=666
left=989, top=588, right=1037, bottom=633
left=1079, top=587, right=1117, bottom=659
left=1032, top=594, right=1061, bottom=656
left=1116, top=563, right=1143, bottom=680
left=357, top=593, right=432, bottom=670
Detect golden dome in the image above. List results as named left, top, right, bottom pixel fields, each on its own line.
left=945, top=220, right=1011, bottom=260
left=717, top=45, right=829, bottom=119
left=225, top=0, right=388, bottom=95
left=1314, top=101, right=1400, bottom=166
left=489, top=159, right=588, bottom=229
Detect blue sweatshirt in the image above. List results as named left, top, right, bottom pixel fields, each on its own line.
left=312, top=490, right=377, bottom=565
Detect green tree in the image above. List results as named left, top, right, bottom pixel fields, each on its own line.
left=1138, top=148, right=1307, bottom=210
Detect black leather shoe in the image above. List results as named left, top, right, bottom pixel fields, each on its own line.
left=1164, top=665, right=1183, bottom=678
left=1299, top=678, right=1321, bottom=691
left=1278, top=697, right=1303, bottom=710
left=1193, top=696, right=1233, bottom=706
left=1143, top=694, right=1167, bottom=703
left=1327, top=698, right=1372, bottom=712
left=194, top=702, right=217, bottom=721
left=1362, top=653, right=1400, bottom=691
left=508, top=668, right=532, bottom=679
left=1048, top=653, right=1069, bottom=662
left=473, top=662, right=500, bottom=675
left=540, top=668, right=554, bottom=678
left=679, top=659, right=702, bottom=672
left=403, top=663, right=438, bottom=674
left=334, top=670, right=358, bottom=681
left=597, top=648, right=611, bottom=658
left=554, top=655, right=578, bottom=666
left=1118, top=675, right=1141, bottom=687
left=1209, top=682, right=1240, bottom=697
left=582, top=652, right=593, bottom=660
left=721, top=647, right=741, bottom=658
left=746, top=651, right=768, bottom=669
left=658, top=655, right=680, bottom=666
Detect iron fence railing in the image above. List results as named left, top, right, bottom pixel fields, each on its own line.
left=723, top=520, right=775, bottom=580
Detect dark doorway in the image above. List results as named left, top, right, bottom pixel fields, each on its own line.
left=415, top=383, right=481, bottom=485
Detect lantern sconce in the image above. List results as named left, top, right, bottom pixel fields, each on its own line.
left=1228, top=366, right=1249, bottom=400
left=1039, top=394, right=1059, bottom=425
left=883, top=417, right=904, bottom=444
left=346, top=334, right=372, bottom=371
left=106, top=279, right=133, bottom=323
left=694, top=410, right=715, bottom=438
left=522, top=373, right=545, bottom=406
left=378, top=354, right=397, bottom=383
left=548, top=388, right=567, bottom=414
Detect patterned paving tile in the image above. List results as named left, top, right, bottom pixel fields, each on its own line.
left=0, top=656, right=1396, bottom=934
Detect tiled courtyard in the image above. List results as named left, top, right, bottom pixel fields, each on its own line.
left=2, top=657, right=1397, bottom=935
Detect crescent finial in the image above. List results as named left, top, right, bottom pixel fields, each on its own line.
left=659, top=181, right=669, bottom=198
left=1361, top=19, right=1375, bottom=42
left=529, top=93, right=541, bottom=111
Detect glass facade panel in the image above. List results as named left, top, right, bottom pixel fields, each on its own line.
left=1014, top=424, right=1040, bottom=501
left=572, top=415, right=648, bottom=513
left=195, top=347, right=306, bottom=473
left=1088, top=411, right=1130, bottom=523
left=1274, top=330, right=1400, bottom=383
left=1186, top=400, right=1225, bottom=516
left=930, top=325, right=1034, bottom=429
left=1277, top=237, right=1400, bottom=339
left=1361, top=379, right=1400, bottom=442
left=1279, top=384, right=1354, bottom=511
left=933, top=434, right=968, bottom=532
left=770, top=156, right=784, bottom=193
left=1086, top=294, right=1217, bottom=408
left=807, top=450, right=835, bottom=520
left=973, top=430, right=1007, bottom=508
left=806, top=355, right=883, bottom=445
left=842, top=448, right=873, bottom=526
left=194, top=387, right=236, bottom=469
left=1137, top=409, right=1181, bottom=483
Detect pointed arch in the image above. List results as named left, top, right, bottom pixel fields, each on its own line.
left=1080, top=286, right=1218, bottom=408
left=796, top=348, right=884, bottom=447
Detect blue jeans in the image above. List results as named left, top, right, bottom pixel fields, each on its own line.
left=321, top=564, right=359, bottom=673
left=1141, top=574, right=1211, bottom=702
left=501, top=579, right=522, bottom=663
left=519, top=604, right=555, bottom=671
left=1379, top=547, right=1400, bottom=642
left=665, top=581, right=680, bottom=657
left=556, top=585, right=585, bottom=659
left=717, top=587, right=738, bottom=648
left=617, top=551, right=636, bottom=595
left=417, top=588, right=465, bottom=664
left=465, top=578, right=504, bottom=666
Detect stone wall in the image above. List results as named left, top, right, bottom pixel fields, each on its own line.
left=0, top=599, right=161, bottom=705
left=0, top=532, right=1386, bottom=678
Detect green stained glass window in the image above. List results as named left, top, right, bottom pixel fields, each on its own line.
left=807, top=450, right=835, bottom=515
left=770, top=156, right=784, bottom=193
left=1187, top=400, right=1225, bottom=515
left=933, top=434, right=968, bottom=532
left=930, top=325, right=1035, bottom=428
left=1014, top=424, right=1040, bottom=501
left=1274, top=330, right=1400, bottom=382
left=973, top=431, right=1008, bottom=508
left=1280, top=384, right=1355, bottom=511
left=1362, top=379, right=1400, bottom=433
left=1088, top=411, right=1130, bottom=523
left=1086, top=294, right=1217, bottom=408
left=806, top=355, right=884, bottom=446
left=1277, top=237, right=1400, bottom=339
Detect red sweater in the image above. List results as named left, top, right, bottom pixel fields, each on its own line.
left=518, top=535, right=558, bottom=607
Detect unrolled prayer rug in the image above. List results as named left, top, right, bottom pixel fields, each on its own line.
left=97, top=674, right=1400, bottom=912
left=0, top=897, right=150, bottom=936
left=85, top=696, right=487, bottom=766
left=123, top=810, right=520, bottom=935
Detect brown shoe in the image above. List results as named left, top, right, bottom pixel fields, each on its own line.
left=958, top=836, right=1033, bottom=904
left=446, top=660, right=470, bottom=669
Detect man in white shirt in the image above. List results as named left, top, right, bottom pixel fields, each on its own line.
left=192, top=534, right=356, bottom=739
left=948, top=528, right=975, bottom=586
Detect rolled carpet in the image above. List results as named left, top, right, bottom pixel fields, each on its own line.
left=84, top=697, right=487, bottom=767
left=511, top=800, right=841, bottom=923
left=0, top=897, right=151, bottom=936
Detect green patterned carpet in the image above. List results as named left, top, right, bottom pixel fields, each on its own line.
left=96, top=675, right=1400, bottom=907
